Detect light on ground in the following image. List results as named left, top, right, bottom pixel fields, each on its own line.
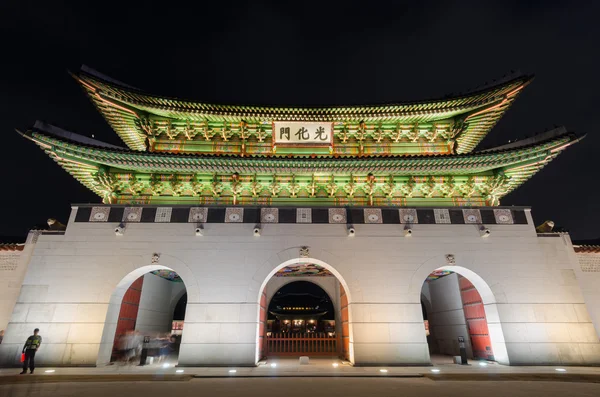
left=229, top=369, right=237, bottom=373
left=479, top=362, right=488, bottom=367
left=162, top=363, right=170, bottom=368
left=44, top=370, right=55, bottom=373
left=431, top=369, right=440, bottom=373
left=270, top=363, right=277, bottom=368
left=379, top=369, right=388, bottom=373
left=176, top=369, right=184, bottom=373
left=555, top=368, right=567, bottom=372
left=332, top=363, right=339, bottom=368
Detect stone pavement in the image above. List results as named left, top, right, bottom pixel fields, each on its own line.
left=3, top=377, right=600, bottom=397
left=1, top=357, right=599, bottom=384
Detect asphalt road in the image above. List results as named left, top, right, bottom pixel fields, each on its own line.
left=1, top=378, right=599, bottom=397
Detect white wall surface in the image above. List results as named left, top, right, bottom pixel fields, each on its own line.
left=571, top=245, right=600, bottom=345
left=0, top=207, right=598, bottom=367
left=135, top=273, right=184, bottom=334
left=0, top=232, right=38, bottom=340
left=425, top=273, right=472, bottom=358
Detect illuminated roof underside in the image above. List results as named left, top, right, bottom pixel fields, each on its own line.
left=22, top=122, right=581, bottom=207
left=73, top=68, right=532, bottom=156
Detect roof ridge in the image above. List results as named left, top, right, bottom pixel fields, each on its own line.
left=78, top=66, right=532, bottom=109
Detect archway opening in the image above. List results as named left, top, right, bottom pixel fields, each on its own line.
left=101, top=267, right=188, bottom=367
left=421, top=268, right=495, bottom=365
left=258, top=262, right=349, bottom=360
left=268, top=281, right=335, bottom=334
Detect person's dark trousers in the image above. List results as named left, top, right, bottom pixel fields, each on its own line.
left=22, top=350, right=36, bottom=373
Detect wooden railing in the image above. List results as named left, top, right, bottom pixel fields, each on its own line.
left=266, top=332, right=337, bottom=356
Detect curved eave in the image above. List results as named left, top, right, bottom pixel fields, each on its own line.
left=74, top=70, right=532, bottom=154
left=24, top=128, right=580, bottom=202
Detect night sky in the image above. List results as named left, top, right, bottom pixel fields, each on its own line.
left=1, top=1, right=598, bottom=241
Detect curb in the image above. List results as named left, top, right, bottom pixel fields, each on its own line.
left=0, top=374, right=194, bottom=385
left=0, top=372, right=599, bottom=385
left=424, top=373, right=600, bottom=383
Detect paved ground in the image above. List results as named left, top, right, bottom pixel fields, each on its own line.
left=2, top=357, right=599, bottom=378
left=1, top=377, right=600, bottom=397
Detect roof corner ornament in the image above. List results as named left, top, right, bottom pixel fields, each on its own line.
left=151, top=253, right=161, bottom=264
left=446, top=254, right=455, bottom=266
left=300, top=246, right=310, bottom=258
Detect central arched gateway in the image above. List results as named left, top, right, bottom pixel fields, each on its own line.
left=256, top=256, right=354, bottom=364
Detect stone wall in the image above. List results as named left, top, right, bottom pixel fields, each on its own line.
left=135, top=273, right=185, bottom=334
left=425, top=273, right=472, bottom=358
left=0, top=233, right=37, bottom=336
left=0, top=206, right=598, bottom=367
left=572, top=245, right=600, bottom=356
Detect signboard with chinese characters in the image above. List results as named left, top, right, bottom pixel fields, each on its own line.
left=273, top=121, right=333, bottom=147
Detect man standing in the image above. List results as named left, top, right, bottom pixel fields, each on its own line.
left=20, top=328, right=42, bottom=374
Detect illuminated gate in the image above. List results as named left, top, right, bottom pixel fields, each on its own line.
left=266, top=332, right=338, bottom=356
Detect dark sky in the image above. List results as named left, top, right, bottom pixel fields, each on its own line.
left=1, top=1, right=598, bottom=241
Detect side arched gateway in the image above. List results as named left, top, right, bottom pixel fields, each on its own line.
left=414, top=263, right=509, bottom=365
left=97, top=265, right=189, bottom=366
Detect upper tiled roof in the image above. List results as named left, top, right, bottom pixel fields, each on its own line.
left=74, top=67, right=532, bottom=154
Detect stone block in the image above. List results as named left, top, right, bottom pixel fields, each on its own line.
left=352, top=323, right=390, bottom=344
left=573, top=304, right=593, bottom=323
left=69, top=343, right=100, bottom=365
left=556, top=343, right=583, bottom=364
left=239, top=304, right=259, bottom=323
left=545, top=323, right=572, bottom=343
left=578, top=343, right=600, bottom=365
left=35, top=344, right=69, bottom=365
left=0, top=344, right=21, bottom=366
left=501, top=323, right=528, bottom=343
left=219, top=323, right=257, bottom=344
left=178, top=343, right=256, bottom=366
left=429, top=309, right=466, bottom=326
left=2, top=323, right=38, bottom=344
left=66, top=323, right=104, bottom=344
left=51, top=304, right=78, bottom=323
left=18, top=285, right=48, bottom=303
left=44, top=323, right=71, bottom=344
left=497, top=303, right=536, bottom=323
left=181, top=323, right=220, bottom=344
left=566, top=323, right=600, bottom=343
left=389, top=323, right=427, bottom=344
left=75, top=304, right=109, bottom=323
left=353, top=343, right=430, bottom=365
left=24, top=304, right=56, bottom=323
left=533, top=304, right=579, bottom=323
left=10, top=303, right=31, bottom=323
left=528, top=343, right=560, bottom=364
left=351, top=303, right=421, bottom=323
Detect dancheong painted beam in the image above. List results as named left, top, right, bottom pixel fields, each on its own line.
left=72, top=66, right=532, bottom=155
left=21, top=121, right=581, bottom=206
